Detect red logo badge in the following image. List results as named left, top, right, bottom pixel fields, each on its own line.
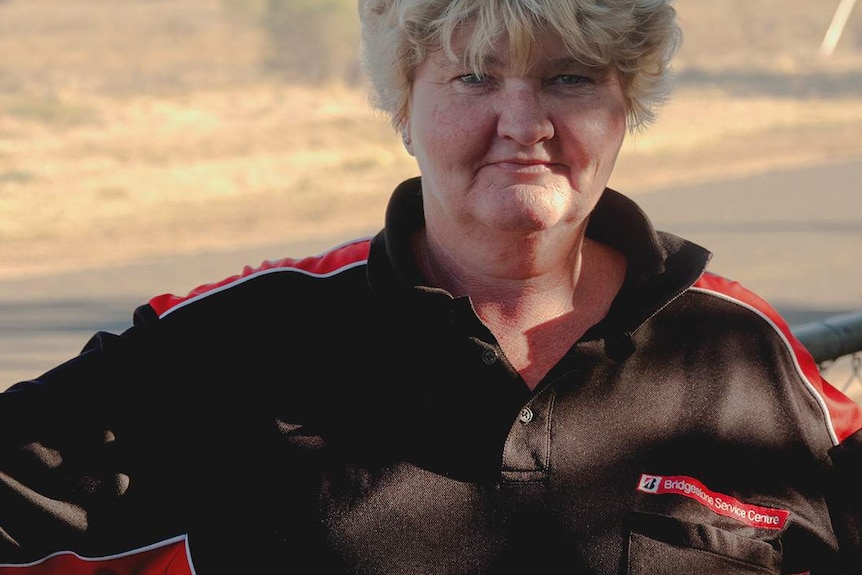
left=637, top=474, right=790, bottom=530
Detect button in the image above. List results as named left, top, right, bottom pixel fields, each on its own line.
left=481, top=348, right=498, bottom=365
left=518, top=407, right=534, bottom=423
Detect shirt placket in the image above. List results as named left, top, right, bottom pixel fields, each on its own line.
left=501, top=389, right=555, bottom=482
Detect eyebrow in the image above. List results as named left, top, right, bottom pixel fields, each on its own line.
left=434, top=50, right=601, bottom=76
left=546, top=56, right=596, bottom=70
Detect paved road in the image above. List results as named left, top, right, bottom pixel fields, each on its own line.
left=2, top=159, right=861, bottom=394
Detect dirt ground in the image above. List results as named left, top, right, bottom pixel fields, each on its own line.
left=1, top=0, right=862, bottom=280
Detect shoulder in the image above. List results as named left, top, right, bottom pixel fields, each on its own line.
left=148, top=237, right=373, bottom=318
left=689, top=271, right=862, bottom=444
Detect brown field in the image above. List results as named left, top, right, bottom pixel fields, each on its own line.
left=1, top=0, right=862, bottom=279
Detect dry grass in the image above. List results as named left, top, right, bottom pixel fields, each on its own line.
left=0, top=84, right=417, bottom=276
left=1, top=0, right=861, bottom=279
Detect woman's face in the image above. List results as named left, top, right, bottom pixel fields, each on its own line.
left=405, top=30, right=628, bottom=238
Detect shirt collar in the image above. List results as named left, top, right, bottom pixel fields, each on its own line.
left=366, top=176, right=713, bottom=351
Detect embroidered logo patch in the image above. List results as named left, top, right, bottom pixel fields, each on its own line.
left=637, top=474, right=790, bottom=530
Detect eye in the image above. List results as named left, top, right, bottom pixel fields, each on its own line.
left=458, top=73, right=488, bottom=85
left=551, top=74, right=591, bottom=86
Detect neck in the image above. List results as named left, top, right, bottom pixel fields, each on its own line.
left=415, top=227, right=626, bottom=390
left=417, top=220, right=588, bottom=298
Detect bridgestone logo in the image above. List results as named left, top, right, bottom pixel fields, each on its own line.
left=637, top=474, right=790, bottom=530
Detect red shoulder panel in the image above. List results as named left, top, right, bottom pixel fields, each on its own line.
left=693, top=272, right=862, bottom=444
left=148, top=238, right=372, bottom=317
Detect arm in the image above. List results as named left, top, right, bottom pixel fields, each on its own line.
left=0, top=322, right=191, bottom=563
left=828, top=428, right=862, bottom=573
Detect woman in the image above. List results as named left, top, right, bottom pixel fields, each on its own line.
left=1, top=1, right=860, bottom=573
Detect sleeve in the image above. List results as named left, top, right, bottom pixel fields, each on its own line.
left=0, top=311, right=195, bottom=565
left=0, top=292, right=288, bottom=573
left=828, top=428, right=862, bottom=573
left=693, top=272, right=862, bottom=572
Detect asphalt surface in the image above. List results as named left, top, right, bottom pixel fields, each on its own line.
left=2, top=159, right=861, bottom=396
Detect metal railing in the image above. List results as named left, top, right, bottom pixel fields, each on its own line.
left=792, top=310, right=862, bottom=401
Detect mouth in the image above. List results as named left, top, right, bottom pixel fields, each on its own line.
left=490, top=159, right=554, bottom=170
left=486, top=159, right=561, bottom=176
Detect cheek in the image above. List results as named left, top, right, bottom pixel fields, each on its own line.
left=597, top=115, right=627, bottom=162
left=563, top=108, right=627, bottom=166
left=601, top=96, right=629, bottom=150
left=604, top=116, right=627, bottom=167
left=415, top=100, right=493, bottom=165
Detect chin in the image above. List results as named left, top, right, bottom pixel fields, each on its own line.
left=488, top=208, right=565, bottom=234
left=489, top=192, right=573, bottom=231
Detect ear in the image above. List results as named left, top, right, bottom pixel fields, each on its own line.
left=400, top=123, right=414, bottom=156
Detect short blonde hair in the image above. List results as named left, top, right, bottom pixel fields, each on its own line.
left=358, top=0, right=682, bottom=132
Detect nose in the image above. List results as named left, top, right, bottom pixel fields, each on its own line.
left=496, top=83, right=554, bottom=145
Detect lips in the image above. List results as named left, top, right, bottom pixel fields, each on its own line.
left=490, top=160, right=555, bottom=173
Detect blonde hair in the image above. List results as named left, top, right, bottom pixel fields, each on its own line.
left=358, top=0, right=682, bottom=132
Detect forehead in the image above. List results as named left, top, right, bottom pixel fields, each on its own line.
left=440, top=22, right=581, bottom=71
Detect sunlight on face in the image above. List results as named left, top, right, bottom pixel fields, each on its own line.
left=406, top=27, right=628, bottom=239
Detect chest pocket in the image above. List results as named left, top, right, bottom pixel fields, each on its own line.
left=627, top=512, right=781, bottom=575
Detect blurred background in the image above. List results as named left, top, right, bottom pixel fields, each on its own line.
left=0, top=0, right=861, bottom=392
